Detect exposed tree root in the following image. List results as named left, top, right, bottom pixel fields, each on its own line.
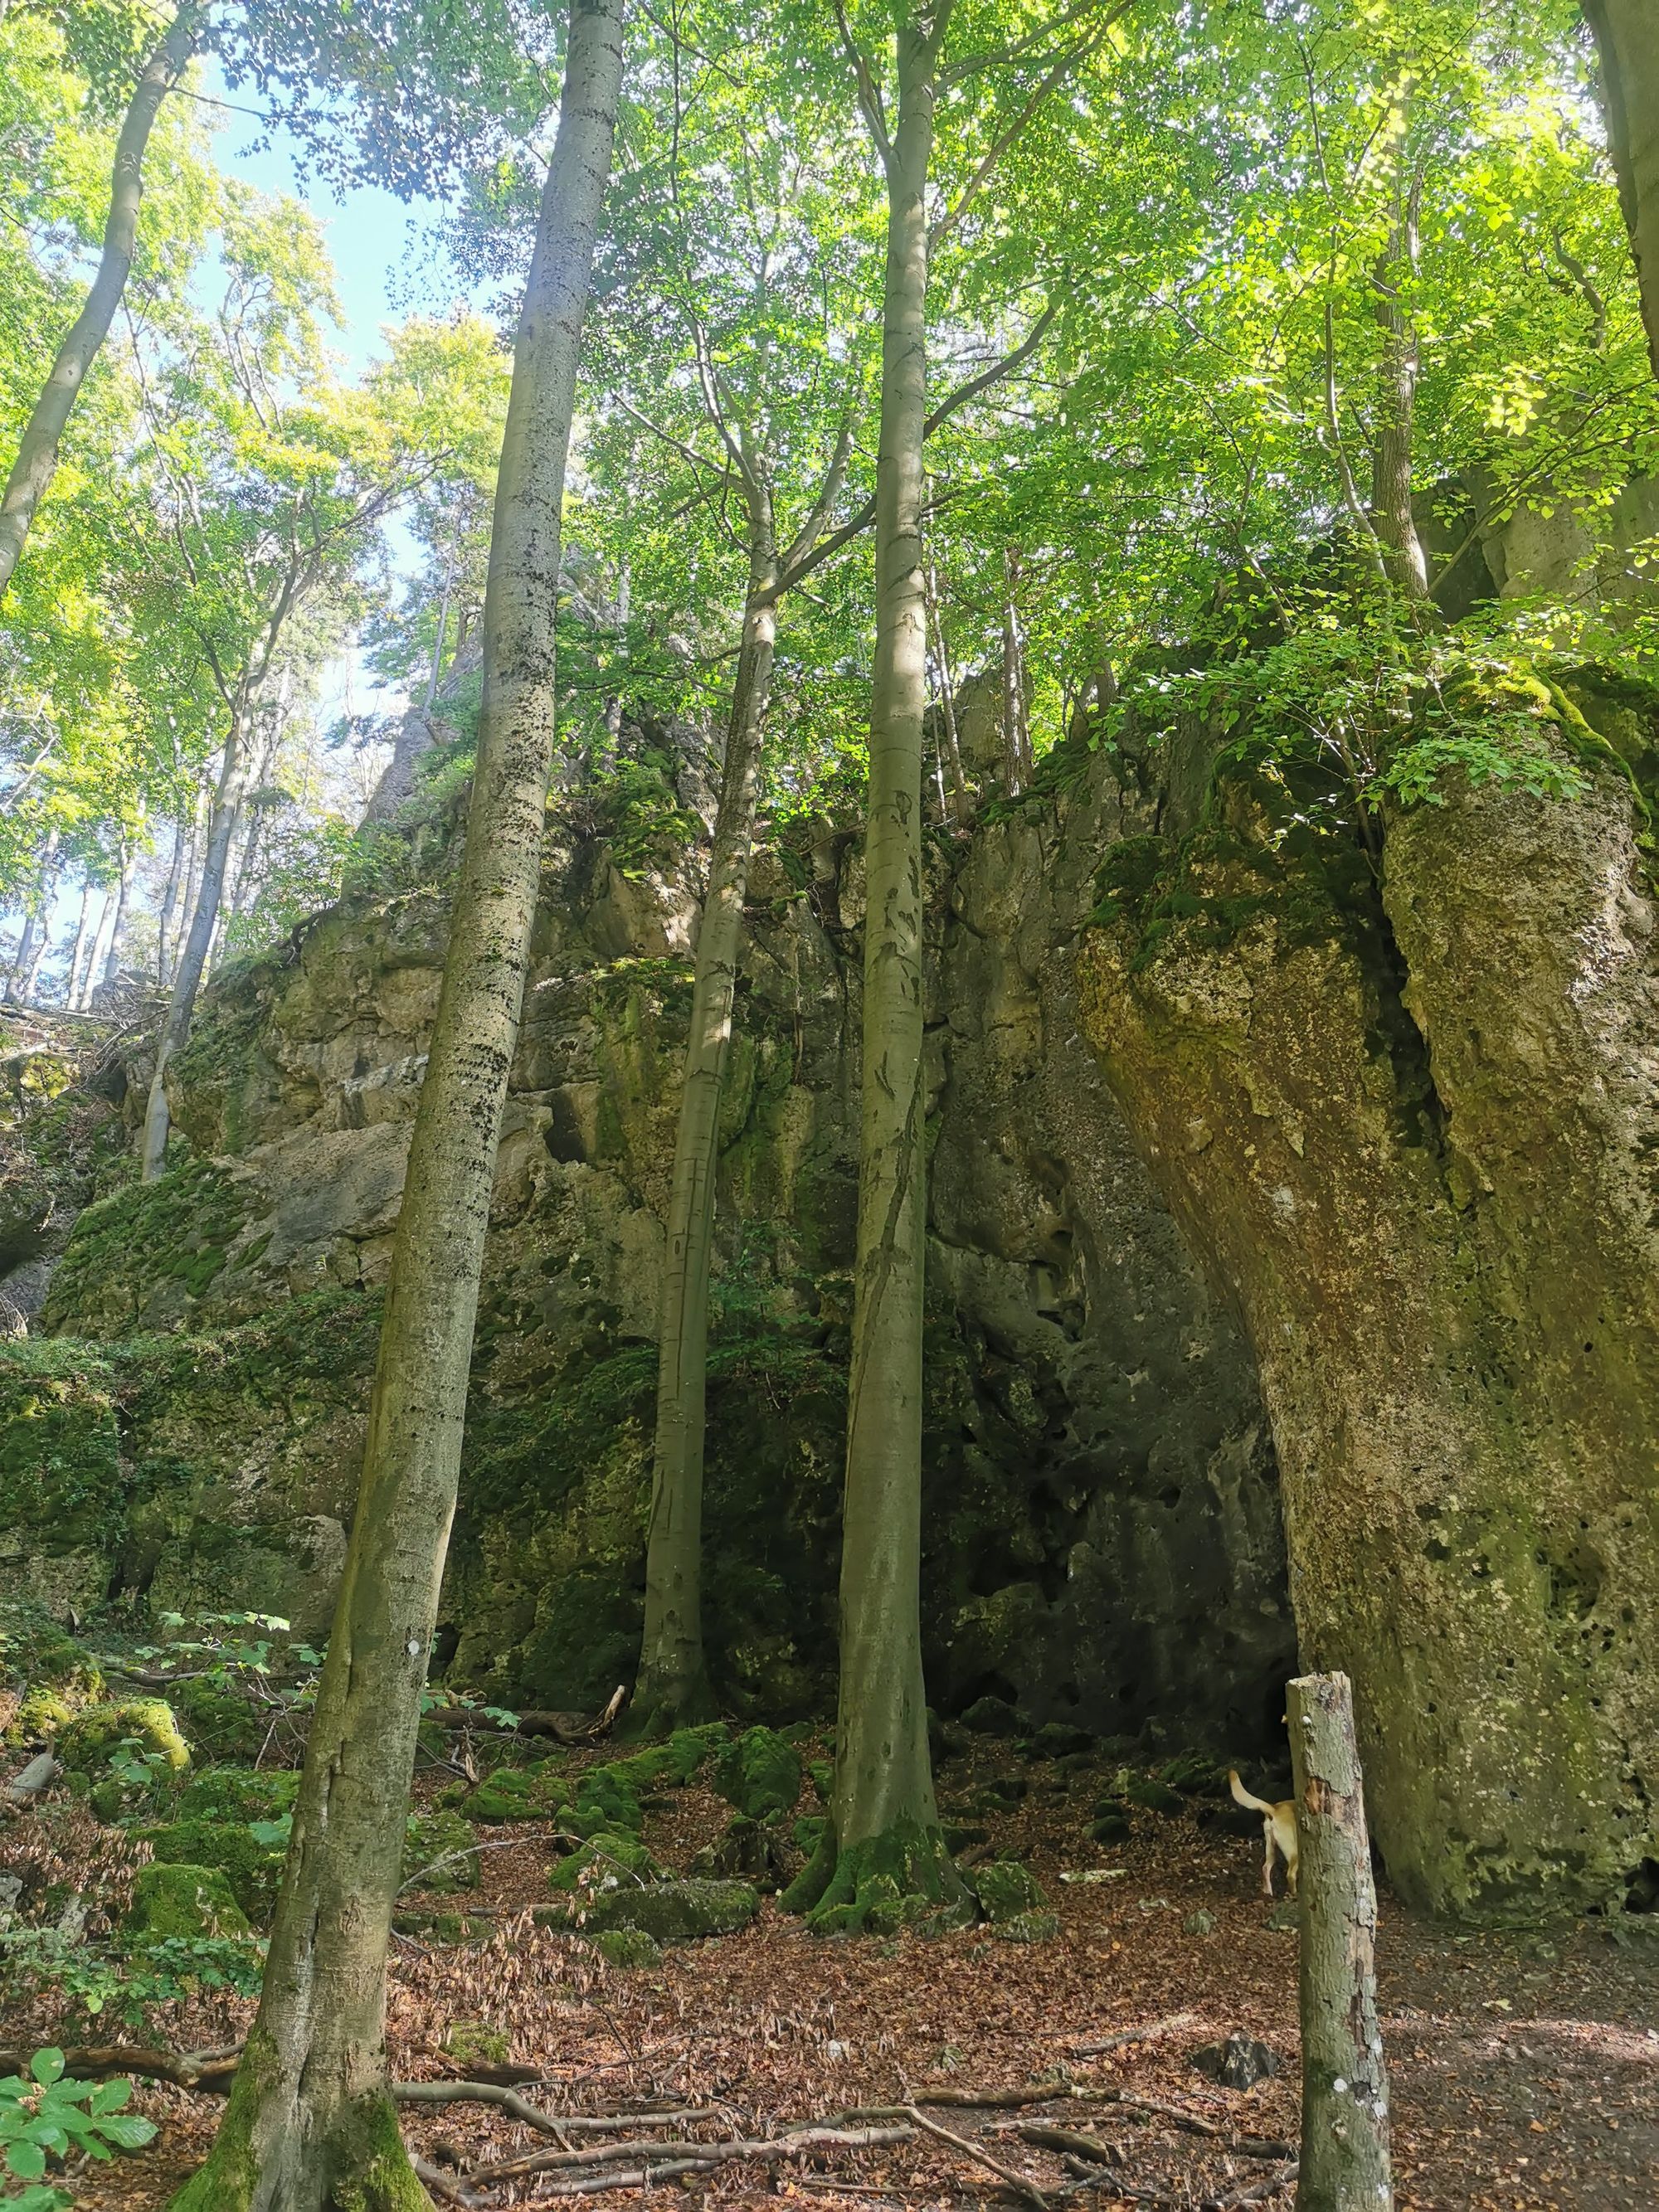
left=465, top=2122, right=914, bottom=2190
left=783, top=1815, right=972, bottom=1935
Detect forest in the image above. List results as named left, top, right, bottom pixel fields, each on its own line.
left=0, top=0, right=1657, bottom=2205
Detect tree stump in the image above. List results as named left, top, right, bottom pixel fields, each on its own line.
left=1288, top=1671, right=1393, bottom=2212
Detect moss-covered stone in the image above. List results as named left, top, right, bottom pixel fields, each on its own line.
left=572, top=1877, right=760, bottom=1942
left=177, top=1766, right=302, bottom=1823
left=569, top=1765, right=644, bottom=1835
left=547, top=1832, right=662, bottom=1893
left=591, top=1927, right=663, bottom=1968
left=45, top=1154, right=251, bottom=1335
left=713, top=1726, right=801, bottom=1821
left=402, top=1811, right=480, bottom=1894
left=444, top=2024, right=509, bottom=2069
left=463, top=1759, right=571, bottom=1824
left=58, top=1698, right=190, bottom=1777
left=126, top=1860, right=251, bottom=1940
left=140, top=1817, right=285, bottom=1922
left=171, top=1678, right=269, bottom=1763
left=1125, top=1778, right=1186, bottom=1816
left=973, top=1859, right=1048, bottom=1923
left=989, top=1909, right=1059, bottom=1942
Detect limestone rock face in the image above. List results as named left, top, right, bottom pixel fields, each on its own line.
left=1077, top=689, right=1659, bottom=1917
left=5, top=734, right=1289, bottom=1759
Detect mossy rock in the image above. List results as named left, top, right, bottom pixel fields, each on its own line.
left=808, top=1759, right=834, bottom=1804
left=989, top=1909, right=1060, bottom=1942
left=463, top=1761, right=572, bottom=1824
left=1090, top=1814, right=1131, bottom=1846
left=961, top=1695, right=1020, bottom=1737
left=569, top=1767, right=643, bottom=1835
left=578, top=1878, right=760, bottom=1942
left=445, top=2024, right=509, bottom=2069
left=1031, top=1722, right=1094, bottom=1757
left=547, top=1832, right=662, bottom=1894
left=611, top=1723, right=727, bottom=1795
left=13, top=1685, right=80, bottom=1744
left=177, top=1766, right=301, bottom=1824
left=125, top=1861, right=250, bottom=1942
left=403, top=1811, right=480, bottom=1894
left=591, top=1928, right=663, bottom=1969
left=139, top=1817, right=285, bottom=1923
left=973, top=1859, right=1048, bottom=1923
left=690, top=1814, right=795, bottom=1890
left=170, top=1678, right=267, bottom=1763
left=713, top=1726, right=801, bottom=1821
left=58, top=1699, right=190, bottom=1777
left=1125, top=1777, right=1185, bottom=1816
left=1158, top=1753, right=1226, bottom=1796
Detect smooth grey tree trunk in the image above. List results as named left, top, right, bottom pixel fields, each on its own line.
left=633, top=516, right=778, bottom=1730
left=99, top=839, right=131, bottom=991
left=61, top=880, right=92, bottom=1007
left=168, top=2, right=625, bottom=2202
left=6, top=832, right=58, bottom=1004
left=1584, top=0, right=1659, bottom=382
left=0, top=4, right=199, bottom=599
left=790, top=12, right=961, bottom=1931
left=1288, top=1671, right=1394, bottom=2212
left=924, top=560, right=971, bottom=821
left=1370, top=137, right=1428, bottom=601
left=142, top=708, right=252, bottom=1179
left=156, top=818, right=185, bottom=987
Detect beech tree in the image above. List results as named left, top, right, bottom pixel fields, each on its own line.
left=170, top=0, right=626, bottom=2199
left=1583, top=0, right=1659, bottom=381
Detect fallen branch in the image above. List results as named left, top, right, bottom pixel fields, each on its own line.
left=913, top=2079, right=1075, bottom=2111
left=1071, top=2013, right=1199, bottom=2059
left=426, top=1685, right=625, bottom=1745
left=395, top=2082, right=722, bottom=2140
left=0, top=2044, right=240, bottom=2090
left=1017, top=2121, right=1122, bottom=2166
left=0, top=1751, right=56, bottom=1816
left=1108, top=2090, right=1224, bottom=2139
left=901, top=2104, right=1051, bottom=2210
left=465, top=2122, right=912, bottom=2190
left=412, top=2156, right=487, bottom=2208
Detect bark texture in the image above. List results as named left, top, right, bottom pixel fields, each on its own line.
left=1369, top=135, right=1428, bottom=600
left=0, top=3, right=198, bottom=599
left=167, top=0, right=625, bottom=2202
left=1288, top=1671, right=1393, bottom=2212
left=143, top=705, right=253, bottom=1180
left=1078, top=692, right=1659, bottom=1918
left=1584, top=0, right=1659, bottom=383
left=634, top=522, right=777, bottom=1730
left=816, top=17, right=955, bottom=1924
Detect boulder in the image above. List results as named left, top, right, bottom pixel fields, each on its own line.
left=713, top=1727, right=801, bottom=1821
left=126, top=1862, right=250, bottom=1942
left=973, top=1859, right=1048, bottom=1923
left=59, top=1699, right=189, bottom=1778
left=577, top=1877, right=760, bottom=1942
left=403, top=1811, right=481, bottom=1894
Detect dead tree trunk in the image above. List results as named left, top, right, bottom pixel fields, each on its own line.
left=1288, top=1670, right=1393, bottom=2212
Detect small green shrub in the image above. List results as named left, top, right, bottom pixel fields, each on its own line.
left=0, top=2047, right=156, bottom=2204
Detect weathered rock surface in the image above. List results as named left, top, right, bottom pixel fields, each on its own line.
left=1, top=728, right=1290, bottom=1756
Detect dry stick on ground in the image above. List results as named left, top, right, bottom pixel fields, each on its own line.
left=396, top=2083, right=724, bottom=2137
left=1071, top=2013, right=1201, bottom=2059
left=0, top=2044, right=241, bottom=2089
left=1018, top=2121, right=1124, bottom=2166
left=411, top=2159, right=487, bottom=2210
left=465, top=2122, right=914, bottom=2189
left=900, top=2104, right=1052, bottom=2210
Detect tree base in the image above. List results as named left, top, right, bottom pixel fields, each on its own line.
left=169, top=2044, right=430, bottom=2212
left=783, top=1815, right=972, bottom=1937
left=620, top=1668, right=722, bottom=1742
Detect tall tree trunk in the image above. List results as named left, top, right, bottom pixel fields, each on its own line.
left=156, top=818, right=185, bottom=987
left=141, top=707, right=253, bottom=1181
left=0, top=3, right=199, bottom=600
left=1369, top=120, right=1428, bottom=601
left=6, top=831, right=58, bottom=1004
left=99, top=836, right=131, bottom=991
left=786, top=13, right=960, bottom=1934
left=77, top=886, right=113, bottom=1010
left=924, top=559, right=971, bottom=821
left=61, top=879, right=92, bottom=1007
left=1001, top=547, right=1030, bottom=789
left=1584, top=0, right=1659, bottom=383
left=168, top=2, right=625, bottom=2202
left=171, top=787, right=205, bottom=983
left=632, top=509, right=778, bottom=1733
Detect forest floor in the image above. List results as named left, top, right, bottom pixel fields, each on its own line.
left=35, top=1735, right=1659, bottom=2212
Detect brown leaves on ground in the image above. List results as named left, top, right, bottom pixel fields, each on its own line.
left=32, top=1739, right=1659, bottom=2211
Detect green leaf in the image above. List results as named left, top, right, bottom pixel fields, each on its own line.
left=5, top=2141, right=47, bottom=2180
left=95, top=2113, right=158, bottom=2149
left=89, top=2079, right=133, bottom=2115
left=27, top=2052, right=63, bottom=2088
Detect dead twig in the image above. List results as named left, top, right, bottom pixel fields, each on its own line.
left=1070, top=2013, right=1200, bottom=2059
left=411, top=2156, right=487, bottom=2208
left=465, top=2122, right=912, bottom=2190
left=901, top=2103, right=1052, bottom=2209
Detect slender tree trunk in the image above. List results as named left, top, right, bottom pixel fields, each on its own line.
left=924, top=560, right=970, bottom=821
left=1001, top=547, right=1030, bottom=788
left=1369, top=124, right=1428, bottom=601
left=99, top=837, right=131, bottom=991
left=6, top=831, right=57, bottom=1004
left=141, top=707, right=253, bottom=1181
left=1584, top=0, right=1659, bottom=383
left=786, top=16, right=960, bottom=1933
left=172, top=787, right=205, bottom=981
left=0, top=3, right=200, bottom=600
left=156, top=819, right=185, bottom=987
left=61, top=880, right=92, bottom=1007
left=1288, top=1672, right=1394, bottom=2212
left=633, top=511, right=778, bottom=1733
left=169, top=5, right=625, bottom=2204
left=77, top=887, right=113, bottom=1010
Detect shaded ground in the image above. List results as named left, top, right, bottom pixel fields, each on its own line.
left=21, top=1739, right=1659, bottom=2210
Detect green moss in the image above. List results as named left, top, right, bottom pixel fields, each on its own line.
left=171, top=1679, right=269, bottom=1763
left=566, top=1876, right=760, bottom=1942
left=402, top=1811, right=480, bottom=1894
left=795, top=1816, right=971, bottom=1937
left=0, top=1347, right=123, bottom=1552
left=547, top=1832, right=663, bottom=1893
left=591, top=1927, right=663, bottom=1968
left=59, top=1698, right=190, bottom=1776
left=45, top=1154, right=251, bottom=1332
left=570, top=1765, right=644, bottom=1835
left=463, top=1759, right=571, bottom=1824
left=445, top=2024, right=509, bottom=2069
left=988, top=1910, right=1060, bottom=1942
left=1125, top=1777, right=1185, bottom=1815
left=140, top=1817, right=285, bottom=1921
left=126, top=1861, right=250, bottom=1941
left=972, top=1859, right=1048, bottom=1923
left=331, top=2092, right=432, bottom=2212
left=713, top=1726, right=801, bottom=1821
